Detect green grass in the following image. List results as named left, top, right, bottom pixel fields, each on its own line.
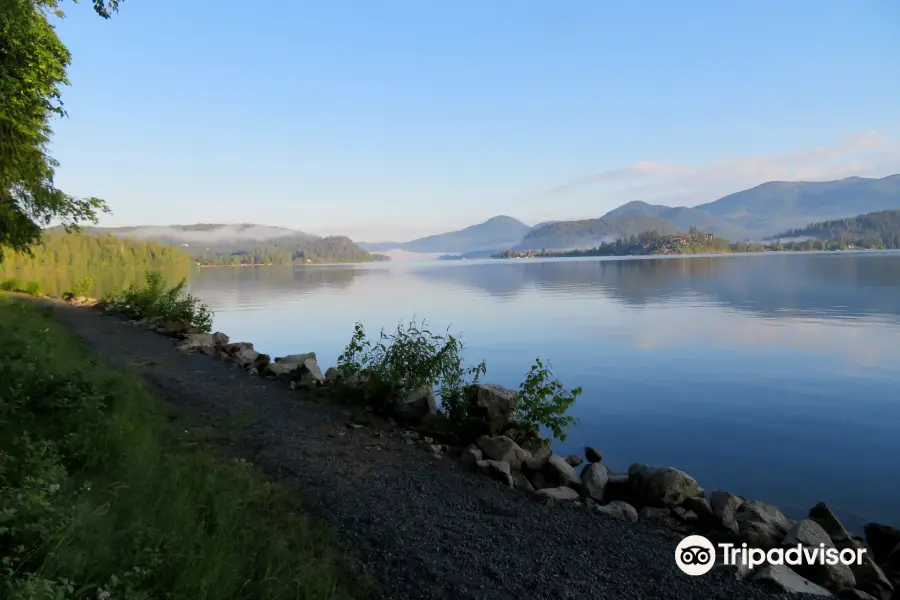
left=0, top=297, right=374, bottom=600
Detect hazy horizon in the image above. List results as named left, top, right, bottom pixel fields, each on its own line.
left=50, top=0, right=900, bottom=240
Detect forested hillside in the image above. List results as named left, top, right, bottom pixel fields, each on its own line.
left=776, top=210, right=900, bottom=248
left=0, top=232, right=191, bottom=271
left=518, top=215, right=679, bottom=250
left=195, top=235, right=384, bottom=265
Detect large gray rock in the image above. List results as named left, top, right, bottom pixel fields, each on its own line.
left=276, top=352, right=317, bottom=363
left=266, top=361, right=301, bottom=378
left=522, top=452, right=581, bottom=491
left=565, top=455, right=583, bottom=467
left=394, top=385, right=437, bottom=423
left=784, top=519, right=835, bottom=549
left=232, top=346, right=261, bottom=368
left=584, top=446, right=603, bottom=463
left=735, top=499, right=793, bottom=548
left=594, top=500, right=638, bottom=523
left=783, top=520, right=856, bottom=592
left=682, top=496, right=715, bottom=525
left=709, top=490, right=743, bottom=534
left=812, top=506, right=895, bottom=599
left=627, top=463, right=704, bottom=508
left=476, top=435, right=529, bottom=471
left=476, top=460, right=513, bottom=488
left=460, top=445, right=482, bottom=470
left=512, top=472, right=535, bottom=494
left=465, top=383, right=518, bottom=435
left=176, top=333, right=216, bottom=352
left=750, top=565, right=832, bottom=596
left=853, top=557, right=894, bottom=600
left=811, top=502, right=856, bottom=549
left=265, top=355, right=325, bottom=386
left=580, top=462, right=609, bottom=501
left=534, top=486, right=580, bottom=504
left=298, top=357, right=325, bottom=385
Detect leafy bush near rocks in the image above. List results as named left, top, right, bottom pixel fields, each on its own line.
left=66, top=275, right=95, bottom=300
left=336, top=319, right=487, bottom=416
left=0, top=277, right=22, bottom=292
left=0, top=297, right=371, bottom=600
left=336, top=319, right=582, bottom=440
left=0, top=277, right=42, bottom=296
left=102, top=271, right=214, bottom=333
left=516, top=357, right=582, bottom=441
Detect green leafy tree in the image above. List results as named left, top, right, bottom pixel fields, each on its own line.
left=0, top=0, right=124, bottom=262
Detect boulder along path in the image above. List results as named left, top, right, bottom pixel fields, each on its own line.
left=44, top=300, right=820, bottom=600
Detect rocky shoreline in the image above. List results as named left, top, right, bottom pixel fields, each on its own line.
left=68, top=295, right=900, bottom=599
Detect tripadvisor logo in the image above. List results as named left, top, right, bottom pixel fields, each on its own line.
left=674, top=534, right=867, bottom=576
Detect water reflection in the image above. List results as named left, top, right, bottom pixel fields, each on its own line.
left=407, top=253, right=900, bottom=321
left=0, top=267, right=188, bottom=298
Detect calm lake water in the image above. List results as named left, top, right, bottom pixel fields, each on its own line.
left=188, top=252, right=900, bottom=531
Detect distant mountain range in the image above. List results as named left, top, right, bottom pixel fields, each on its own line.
left=358, top=216, right=532, bottom=254
left=366, top=174, right=900, bottom=255
left=76, top=175, right=900, bottom=260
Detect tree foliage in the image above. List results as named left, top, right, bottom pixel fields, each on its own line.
left=779, top=210, right=900, bottom=250
left=0, top=231, right=190, bottom=271
left=194, top=236, right=384, bottom=265
left=0, top=0, right=123, bottom=262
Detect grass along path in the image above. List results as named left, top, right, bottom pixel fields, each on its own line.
left=0, top=296, right=373, bottom=600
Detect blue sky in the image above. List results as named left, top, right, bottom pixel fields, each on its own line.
left=50, top=0, right=900, bottom=241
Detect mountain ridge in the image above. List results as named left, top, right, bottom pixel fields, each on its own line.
left=74, top=174, right=900, bottom=258
left=357, top=215, right=532, bottom=254
left=417, top=174, right=900, bottom=254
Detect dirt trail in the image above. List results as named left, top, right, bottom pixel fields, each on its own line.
left=44, top=300, right=811, bottom=600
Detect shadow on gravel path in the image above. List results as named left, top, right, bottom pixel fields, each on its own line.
left=43, top=300, right=809, bottom=600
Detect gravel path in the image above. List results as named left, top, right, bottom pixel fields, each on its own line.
left=45, top=301, right=823, bottom=600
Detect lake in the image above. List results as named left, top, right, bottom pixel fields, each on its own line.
left=188, top=252, right=900, bottom=531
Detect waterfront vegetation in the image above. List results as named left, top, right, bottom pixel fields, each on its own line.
left=0, top=231, right=192, bottom=297
left=0, top=231, right=191, bottom=272
left=101, top=272, right=215, bottom=333
left=336, top=319, right=583, bottom=441
left=193, top=236, right=388, bottom=266
left=777, top=209, right=900, bottom=249
left=0, top=297, right=372, bottom=600
left=497, top=224, right=900, bottom=259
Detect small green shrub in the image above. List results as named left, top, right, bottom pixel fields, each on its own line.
left=336, top=319, right=486, bottom=416
left=23, top=281, right=42, bottom=296
left=105, top=271, right=214, bottom=332
left=336, top=319, right=580, bottom=440
left=70, top=275, right=94, bottom=298
left=0, top=278, right=41, bottom=296
left=0, top=277, right=23, bottom=292
left=516, top=357, right=582, bottom=441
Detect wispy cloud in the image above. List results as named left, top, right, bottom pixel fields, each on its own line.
left=541, top=161, right=686, bottom=196
left=540, top=130, right=900, bottom=209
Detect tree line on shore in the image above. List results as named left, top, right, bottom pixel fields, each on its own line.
left=0, top=231, right=191, bottom=272
left=499, top=214, right=900, bottom=259
left=778, top=209, right=900, bottom=249
left=193, top=237, right=389, bottom=266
